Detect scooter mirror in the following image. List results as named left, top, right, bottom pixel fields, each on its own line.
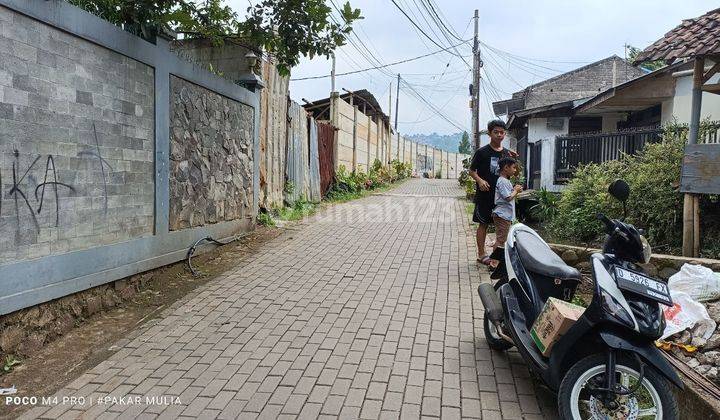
left=608, top=179, right=630, bottom=202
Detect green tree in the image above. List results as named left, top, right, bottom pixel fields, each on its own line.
left=627, top=45, right=665, bottom=72
left=458, top=131, right=471, bottom=154
left=67, top=0, right=361, bottom=75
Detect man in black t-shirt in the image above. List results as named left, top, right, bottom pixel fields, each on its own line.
left=469, top=120, right=517, bottom=265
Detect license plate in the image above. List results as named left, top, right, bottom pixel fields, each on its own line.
left=614, top=267, right=672, bottom=306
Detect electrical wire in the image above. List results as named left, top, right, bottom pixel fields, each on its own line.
left=406, top=0, right=471, bottom=69
left=186, top=236, right=241, bottom=276
left=400, top=79, right=466, bottom=132
left=389, top=0, right=469, bottom=62
left=421, top=0, right=465, bottom=42
left=290, top=41, right=470, bottom=81
left=401, top=69, right=471, bottom=130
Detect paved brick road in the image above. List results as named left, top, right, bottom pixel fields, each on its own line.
left=20, top=179, right=557, bottom=419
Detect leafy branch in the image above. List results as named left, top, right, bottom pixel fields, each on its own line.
left=68, top=0, right=362, bottom=75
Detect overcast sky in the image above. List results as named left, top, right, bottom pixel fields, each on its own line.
left=228, top=0, right=715, bottom=135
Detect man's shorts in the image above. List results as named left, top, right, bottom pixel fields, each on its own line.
left=472, top=193, right=494, bottom=225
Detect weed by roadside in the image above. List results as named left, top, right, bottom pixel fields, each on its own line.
left=276, top=199, right=317, bottom=221
left=257, top=159, right=412, bottom=227
left=257, top=212, right=275, bottom=227
left=2, top=355, right=21, bottom=374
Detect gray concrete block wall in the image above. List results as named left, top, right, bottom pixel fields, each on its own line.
left=0, top=5, right=155, bottom=264
left=169, top=76, right=254, bottom=230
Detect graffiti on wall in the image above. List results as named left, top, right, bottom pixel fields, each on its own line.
left=1, top=151, right=75, bottom=231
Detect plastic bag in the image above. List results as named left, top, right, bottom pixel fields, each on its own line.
left=662, top=291, right=716, bottom=340
left=668, top=263, right=720, bottom=302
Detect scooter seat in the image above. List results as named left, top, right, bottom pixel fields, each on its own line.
left=515, top=231, right=581, bottom=281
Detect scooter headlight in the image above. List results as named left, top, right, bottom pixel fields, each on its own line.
left=600, top=289, right=634, bottom=328
left=641, top=235, right=652, bottom=264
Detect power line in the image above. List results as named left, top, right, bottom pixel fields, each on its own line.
left=481, top=49, right=524, bottom=89
left=421, top=0, right=465, bottom=42
left=400, top=69, right=471, bottom=130
left=407, top=0, right=471, bottom=69
left=479, top=41, right=591, bottom=65
left=290, top=41, right=470, bottom=81
left=400, top=79, right=466, bottom=132
left=389, top=0, right=470, bottom=62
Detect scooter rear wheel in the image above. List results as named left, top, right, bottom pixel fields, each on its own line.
left=482, top=278, right=513, bottom=351
left=558, top=353, right=678, bottom=420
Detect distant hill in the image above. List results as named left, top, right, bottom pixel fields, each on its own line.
left=407, top=132, right=463, bottom=153
left=408, top=131, right=496, bottom=153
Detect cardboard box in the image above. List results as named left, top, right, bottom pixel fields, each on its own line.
left=530, top=297, right=585, bottom=357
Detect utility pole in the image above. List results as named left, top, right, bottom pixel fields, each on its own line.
left=388, top=82, right=392, bottom=163
left=394, top=74, right=400, bottom=131
left=471, top=9, right=480, bottom=150
left=330, top=53, right=339, bottom=170
left=331, top=53, right=336, bottom=94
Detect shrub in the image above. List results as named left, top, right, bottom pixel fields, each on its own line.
left=391, top=159, right=412, bottom=179
left=549, top=160, right=625, bottom=241
left=332, top=165, right=364, bottom=194
left=530, top=188, right=560, bottom=222
left=547, top=121, right=719, bottom=252
left=327, top=161, right=406, bottom=201
left=624, top=136, right=685, bottom=247
left=277, top=198, right=316, bottom=221
left=458, top=169, right=474, bottom=199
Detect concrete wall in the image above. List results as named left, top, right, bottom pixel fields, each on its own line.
left=601, top=113, right=628, bottom=132
left=327, top=121, right=467, bottom=179
left=0, top=7, right=156, bottom=264
left=0, top=0, right=260, bottom=316
left=527, top=117, right=569, bottom=191
left=662, top=72, right=720, bottom=125
left=336, top=98, right=355, bottom=170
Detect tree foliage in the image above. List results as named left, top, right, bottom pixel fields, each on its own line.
left=458, top=131, right=471, bottom=154
left=627, top=45, right=665, bottom=72
left=67, top=0, right=361, bottom=75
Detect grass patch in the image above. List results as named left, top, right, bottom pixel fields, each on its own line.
left=276, top=199, right=317, bottom=221
left=257, top=212, right=275, bottom=227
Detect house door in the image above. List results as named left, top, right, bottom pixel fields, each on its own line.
left=529, top=142, right=542, bottom=190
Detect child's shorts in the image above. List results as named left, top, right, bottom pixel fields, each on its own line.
left=492, top=214, right=511, bottom=246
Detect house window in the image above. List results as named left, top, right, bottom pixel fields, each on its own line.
left=617, top=105, right=661, bottom=130
left=568, top=116, right=602, bottom=134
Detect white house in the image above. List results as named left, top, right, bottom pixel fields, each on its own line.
left=494, top=58, right=720, bottom=191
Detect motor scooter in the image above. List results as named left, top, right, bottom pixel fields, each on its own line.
left=477, top=180, right=682, bottom=419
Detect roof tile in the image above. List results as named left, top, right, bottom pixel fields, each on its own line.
left=635, top=8, right=720, bottom=63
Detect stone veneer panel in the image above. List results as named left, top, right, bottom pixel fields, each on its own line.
left=169, top=75, right=253, bottom=230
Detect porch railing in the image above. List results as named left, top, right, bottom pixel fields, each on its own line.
left=699, top=122, right=720, bottom=144
left=554, top=126, right=663, bottom=183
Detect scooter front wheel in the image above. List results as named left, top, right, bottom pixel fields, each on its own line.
left=558, top=353, right=678, bottom=420
left=482, top=279, right=513, bottom=351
